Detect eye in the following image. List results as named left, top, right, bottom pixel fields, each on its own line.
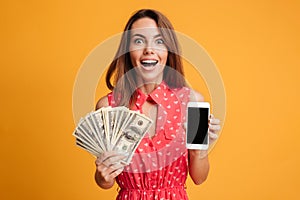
left=156, top=38, right=164, bottom=45
left=134, top=38, right=144, bottom=44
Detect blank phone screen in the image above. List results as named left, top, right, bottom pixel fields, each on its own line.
left=187, top=107, right=209, bottom=144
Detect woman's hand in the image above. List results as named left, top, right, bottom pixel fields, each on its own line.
left=185, top=114, right=221, bottom=159
left=95, top=151, right=126, bottom=189
left=183, top=113, right=221, bottom=147
left=208, top=114, right=221, bottom=145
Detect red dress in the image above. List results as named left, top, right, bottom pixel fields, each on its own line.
left=108, top=81, right=190, bottom=200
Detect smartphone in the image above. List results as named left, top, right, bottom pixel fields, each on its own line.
left=186, top=102, right=210, bottom=150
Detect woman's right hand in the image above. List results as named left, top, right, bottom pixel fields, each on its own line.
left=95, top=151, right=127, bottom=189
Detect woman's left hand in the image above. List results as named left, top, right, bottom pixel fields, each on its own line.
left=183, top=114, right=221, bottom=146
left=208, top=114, right=221, bottom=144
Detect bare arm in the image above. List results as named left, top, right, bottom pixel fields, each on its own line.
left=95, top=96, right=109, bottom=110
left=187, top=89, right=210, bottom=185
left=187, top=89, right=220, bottom=185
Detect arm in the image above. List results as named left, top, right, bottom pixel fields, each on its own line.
left=95, top=96, right=109, bottom=110
left=188, top=89, right=220, bottom=185
left=94, top=96, right=125, bottom=189
left=188, top=149, right=210, bottom=185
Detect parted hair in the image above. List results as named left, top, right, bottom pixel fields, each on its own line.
left=105, top=9, right=186, bottom=106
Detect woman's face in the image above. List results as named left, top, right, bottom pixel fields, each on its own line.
left=129, top=17, right=168, bottom=84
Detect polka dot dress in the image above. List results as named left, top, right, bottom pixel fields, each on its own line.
left=108, top=81, right=190, bottom=200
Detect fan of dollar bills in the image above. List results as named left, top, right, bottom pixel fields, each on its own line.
left=73, top=106, right=153, bottom=164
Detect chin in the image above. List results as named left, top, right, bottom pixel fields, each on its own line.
left=134, top=65, right=164, bottom=84
left=137, top=74, right=163, bottom=85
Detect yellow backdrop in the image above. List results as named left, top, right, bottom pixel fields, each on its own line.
left=1, top=0, right=299, bottom=199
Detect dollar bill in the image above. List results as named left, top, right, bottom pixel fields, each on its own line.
left=101, top=107, right=111, bottom=149
left=76, top=138, right=101, bottom=157
left=90, top=110, right=107, bottom=151
left=113, top=112, right=153, bottom=164
left=106, top=107, right=117, bottom=147
left=114, top=110, right=135, bottom=142
left=73, top=106, right=153, bottom=164
left=111, top=107, right=130, bottom=146
left=74, top=118, right=103, bottom=153
left=84, top=113, right=105, bottom=151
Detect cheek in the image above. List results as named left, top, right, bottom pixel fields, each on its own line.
left=129, top=51, right=140, bottom=66
left=159, top=51, right=168, bottom=63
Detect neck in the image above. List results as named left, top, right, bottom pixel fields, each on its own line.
left=136, top=76, right=163, bottom=94
left=139, top=82, right=160, bottom=94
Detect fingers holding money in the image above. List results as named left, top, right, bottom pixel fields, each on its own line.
left=95, top=152, right=127, bottom=182
left=96, top=151, right=126, bottom=166
left=97, top=162, right=124, bottom=181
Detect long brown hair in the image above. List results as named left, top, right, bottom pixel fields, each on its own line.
left=105, top=9, right=186, bottom=106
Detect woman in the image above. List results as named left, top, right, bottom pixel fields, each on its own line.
left=94, top=9, right=220, bottom=199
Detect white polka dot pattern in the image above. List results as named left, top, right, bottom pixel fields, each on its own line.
left=107, top=82, right=190, bottom=200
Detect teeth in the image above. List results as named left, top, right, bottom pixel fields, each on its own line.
left=141, top=60, right=158, bottom=67
left=141, top=60, right=157, bottom=64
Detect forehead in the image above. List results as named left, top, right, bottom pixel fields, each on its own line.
left=130, top=17, right=160, bottom=36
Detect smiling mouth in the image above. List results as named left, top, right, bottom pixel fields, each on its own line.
left=141, top=60, right=158, bottom=67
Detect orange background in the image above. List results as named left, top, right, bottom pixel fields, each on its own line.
left=1, top=0, right=299, bottom=199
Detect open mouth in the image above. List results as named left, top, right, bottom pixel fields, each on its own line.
left=141, top=60, right=158, bottom=67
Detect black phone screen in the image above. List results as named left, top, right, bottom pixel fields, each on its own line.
left=187, top=107, right=209, bottom=144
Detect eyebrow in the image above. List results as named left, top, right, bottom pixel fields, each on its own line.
left=132, top=33, right=162, bottom=39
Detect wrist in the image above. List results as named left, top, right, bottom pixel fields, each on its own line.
left=95, top=170, right=115, bottom=189
left=189, top=149, right=208, bottom=159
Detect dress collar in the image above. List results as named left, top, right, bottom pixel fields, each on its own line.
left=135, top=81, right=169, bottom=109
left=133, top=81, right=187, bottom=141
left=134, top=81, right=185, bottom=141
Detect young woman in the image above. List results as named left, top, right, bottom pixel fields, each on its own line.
left=94, top=9, right=220, bottom=200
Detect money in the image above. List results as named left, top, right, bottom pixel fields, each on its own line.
left=73, top=106, right=153, bottom=164
left=113, top=112, right=153, bottom=164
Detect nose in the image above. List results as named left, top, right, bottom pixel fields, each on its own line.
left=143, top=44, right=155, bottom=55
